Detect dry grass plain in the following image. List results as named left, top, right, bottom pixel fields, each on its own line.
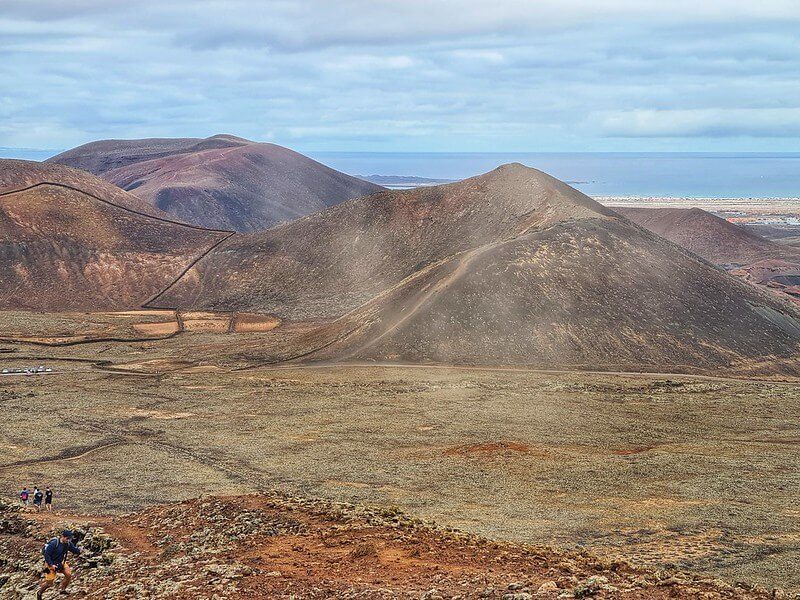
left=1, top=313, right=799, bottom=592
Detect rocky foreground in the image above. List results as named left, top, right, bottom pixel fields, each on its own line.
left=0, top=494, right=793, bottom=599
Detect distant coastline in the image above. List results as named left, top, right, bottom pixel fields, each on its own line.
left=599, top=196, right=800, bottom=213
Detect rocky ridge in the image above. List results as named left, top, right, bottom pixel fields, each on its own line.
left=0, top=495, right=793, bottom=599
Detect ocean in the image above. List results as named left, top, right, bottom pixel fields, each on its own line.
left=4, top=147, right=800, bottom=198
left=309, top=152, right=800, bottom=198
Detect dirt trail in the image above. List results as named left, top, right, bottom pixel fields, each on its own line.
left=0, top=441, right=128, bottom=471
left=243, top=360, right=800, bottom=386
left=339, top=220, right=559, bottom=360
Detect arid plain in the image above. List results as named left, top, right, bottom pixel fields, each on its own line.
left=1, top=316, right=798, bottom=592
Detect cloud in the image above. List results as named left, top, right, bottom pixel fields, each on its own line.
left=1, top=1, right=800, bottom=151
left=597, top=108, right=800, bottom=138
left=3, top=1, right=800, bottom=52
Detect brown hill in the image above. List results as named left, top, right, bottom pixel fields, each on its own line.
left=618, top=207, right=800, bottom=304
left=151, top=164, right=800, bottom=375
left=50, top=135, right=383, bottom=232
left=0, top=159, right=168, bottom=218
left=0, top=159, right=229, bottom=311
left=616, top=207, right=800, bottom=267
left=46, top=134, right=250, bottom=175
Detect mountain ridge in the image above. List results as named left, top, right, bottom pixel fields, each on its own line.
left=49, top=135, right=384, bottom=232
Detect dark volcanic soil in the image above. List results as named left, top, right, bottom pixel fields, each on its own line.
left=617, top=207, right=800, bottom=268
left=618, top=207, right=800, bottom=305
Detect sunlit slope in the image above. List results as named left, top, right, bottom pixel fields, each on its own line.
left=0, top=159, right=228, bottom=310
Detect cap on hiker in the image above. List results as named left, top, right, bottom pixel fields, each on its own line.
left=61, top=530, right=73, bottom=539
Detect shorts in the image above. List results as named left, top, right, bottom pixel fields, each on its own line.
left=44, top=563, right=68, bottom=582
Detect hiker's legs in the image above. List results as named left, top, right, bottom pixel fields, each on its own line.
left=39, top=567, right=55, bottom=595
left=59, top=564, right=72, bottom=590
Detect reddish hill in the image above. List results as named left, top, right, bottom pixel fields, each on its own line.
left=50, top=135, right=383, bottom=232
left=618, top=207, right=800, bottom=304
left=0, top=159, right=229, bottom=311
left=46, top=134, right=250, bottom=175
left=0, top=159, right=167, bottom=218
left=616, top=207, right=800, bottom=267
left=152, top=164, right=800, bottom=375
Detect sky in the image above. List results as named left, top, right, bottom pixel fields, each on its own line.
left=1, top=0, right=800, bottom=153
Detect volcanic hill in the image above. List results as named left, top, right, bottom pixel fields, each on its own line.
left=0, top=159, right=229, bottom=311
left=618, top=207, right=800, bottom=303
left=151, top=164, right=800, bottom=375
left=46, top=134, right=249, bottom=175
left=616, top=207, right=800, bottom=267
left=49, top=135, right=383, bottom=232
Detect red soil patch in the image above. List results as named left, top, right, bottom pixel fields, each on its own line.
left=233, top=313, right=281, bottom=333
left=614, top=445, right=658, bottom=455
left=3, top=494, right=777, bottom=599
left=132, top=321, right=181, bottom=335
left=443, top=440, right=532, bottom=456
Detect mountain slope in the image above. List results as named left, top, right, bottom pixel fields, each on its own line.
left=50, top=135, right=383, bottom=232
left=152, top=164, right=800, bottom=375
left=0, top=158, right=169, bottom=218
left=618, top=207, right=800, bottom=304
left=616, top=207, right=800, bottom=267
left=0, top=159, right=229, bottom=311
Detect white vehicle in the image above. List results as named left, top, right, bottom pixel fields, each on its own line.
left=2, top=369, right=8, bottom=374
left=45, top=368, right=53, bottom=372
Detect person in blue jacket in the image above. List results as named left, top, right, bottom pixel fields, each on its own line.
left=38, top=530, right=81, bottom=598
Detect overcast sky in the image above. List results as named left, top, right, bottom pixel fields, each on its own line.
left=1, top=0, right=800, bottom=152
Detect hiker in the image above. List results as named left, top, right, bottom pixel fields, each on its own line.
left=38, top=530, right=81, bottom=599
left=33, top=487, right=44, bottom=511
left=45, top=487, right=53, bottom=512
left=20, top=487, right=29, bottom=507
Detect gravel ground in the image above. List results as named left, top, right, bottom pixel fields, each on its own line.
left=1, top=360, right=798, bottom=592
